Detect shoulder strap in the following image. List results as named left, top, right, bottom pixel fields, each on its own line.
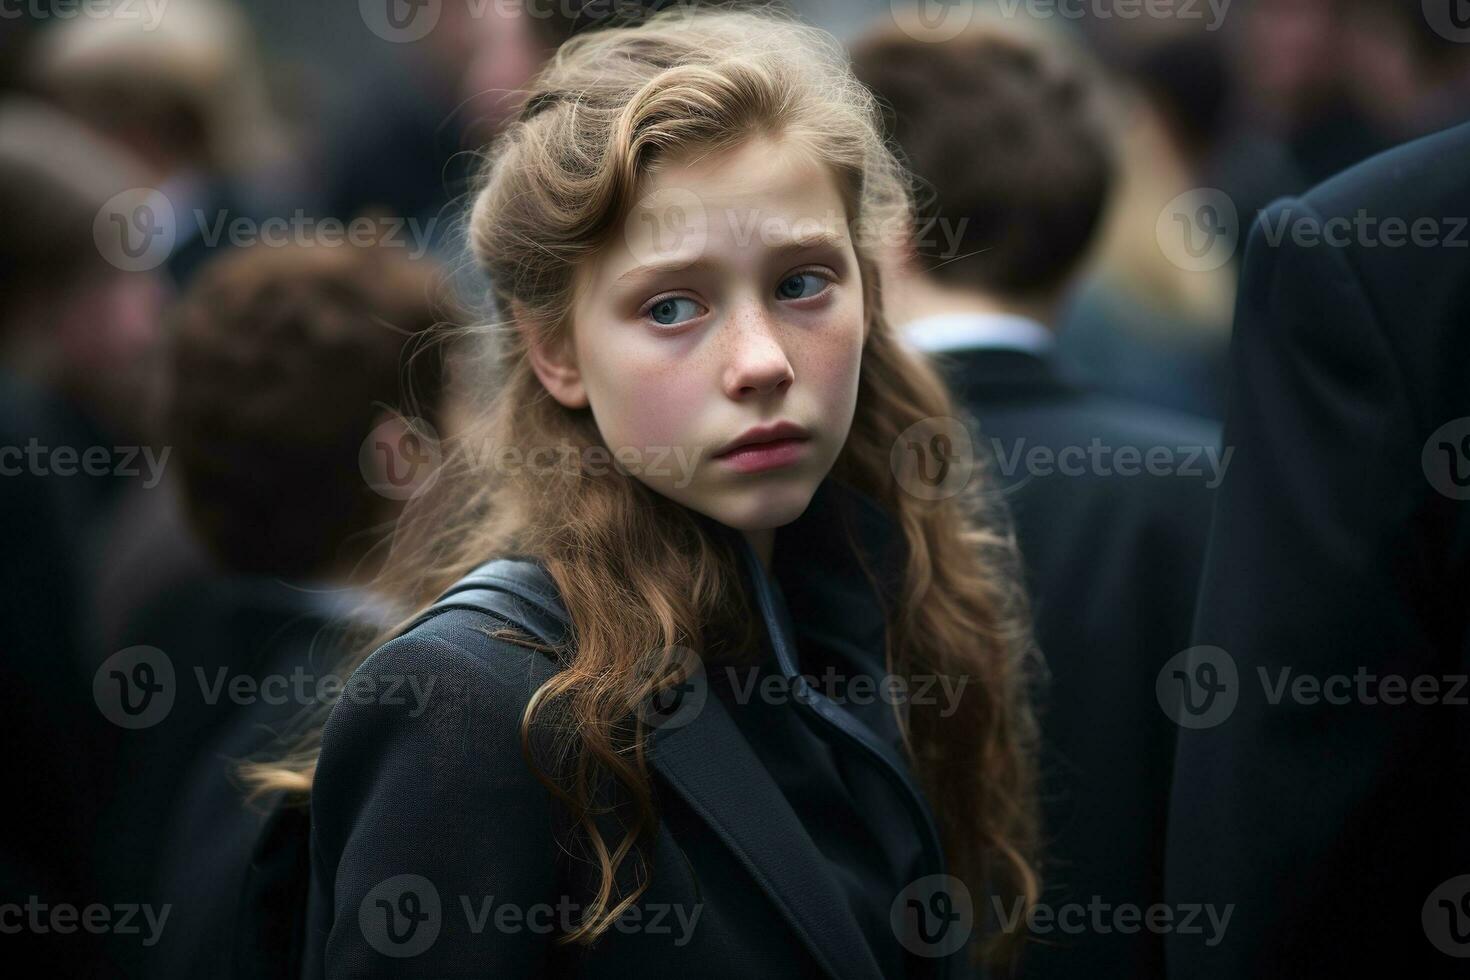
left=402, top=557, right=572, bottom=649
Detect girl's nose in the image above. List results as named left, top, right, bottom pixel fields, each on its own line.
left=722, top=305, right=795, bottom=398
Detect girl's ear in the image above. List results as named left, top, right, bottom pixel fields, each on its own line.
left=516, top=302, right=589, bottom=409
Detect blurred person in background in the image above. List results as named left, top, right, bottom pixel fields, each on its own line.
left=29, top=0, right=291, bottom=285
left=1056, top=24, right=1235, bottom=420
left=0, top=100, right=169, bottom=456
left=99, top=240, right=453, bottom=978
left=1226, top=0, right=1470, bottom=195
left=1337, top=0, right=1470, bottom=147
left=318, top=0, right=487, bottom=247
left=0, top=8, right=43, bottom=95
left=853, top=13, right=1218, bottom=978
left=323, top=0, right=689, bottom=268
left=0, top=96, right=170, bottom=975
left=458, top=0, right=756, bottom=148
left=1167, top=116, right=1470, bottom=980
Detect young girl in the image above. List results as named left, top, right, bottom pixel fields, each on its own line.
left=251, top=7, right=1040, bottom=977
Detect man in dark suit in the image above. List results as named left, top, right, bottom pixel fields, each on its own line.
left=852, top=16, right=1220, bottom=979
left=1165, top=120, right=1470, bottom=978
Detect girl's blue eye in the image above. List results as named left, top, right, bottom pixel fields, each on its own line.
left=647, top=296, right=703, bottom=326
left=777, top=272, right=826, bottom=300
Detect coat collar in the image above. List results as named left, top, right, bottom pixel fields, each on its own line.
left=697, top=476, right=911, bottom=675
left=932, top=345, right=1075, bottom=409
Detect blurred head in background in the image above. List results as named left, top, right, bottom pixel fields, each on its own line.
left=0, top=99, right=169, bottom=440
left=1337, top=0, right=1470, bottom=140
left=1090, top=21, right=1238, bottom=326
left=458, top=0, right=731, bottom=145
left=851, top=12, right=1116, bottom=329
left=1233, top=0, right=1470, bottom=180
left=29, top=0, right=284, bottom=188
left=165, top=241, right=451, bottom=585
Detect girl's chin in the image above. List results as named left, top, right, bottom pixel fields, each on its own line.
left=683, top=478, right=824, bottom=534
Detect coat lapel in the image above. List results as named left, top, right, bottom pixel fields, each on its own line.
left=649, top=691, right=887, bottom=980
left=644, top=482, right=914, bottom=980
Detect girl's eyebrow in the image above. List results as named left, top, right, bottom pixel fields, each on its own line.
left=614, top=228, right=848, bottom=285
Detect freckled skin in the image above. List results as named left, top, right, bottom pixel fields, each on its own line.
left=563, top=136, right=866, bottom=532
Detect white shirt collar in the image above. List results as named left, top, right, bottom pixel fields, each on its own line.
left=899, top=311, right=1054, bottom=356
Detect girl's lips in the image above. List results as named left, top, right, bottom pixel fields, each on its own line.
left=713, top=436, right=810, bottom=474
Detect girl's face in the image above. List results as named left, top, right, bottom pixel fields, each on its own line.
left=537, top=135, right=865, bottom=532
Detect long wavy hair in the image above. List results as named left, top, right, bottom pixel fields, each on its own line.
left=247, top=2, right=1040, bottom=963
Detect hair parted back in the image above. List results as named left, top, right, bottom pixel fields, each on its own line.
left=247, top=2, right=1040, bottom=961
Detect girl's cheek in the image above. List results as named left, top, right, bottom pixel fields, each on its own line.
left=800, top=305, right=867, bottom=406
left=593, top=340, right=712, bottom=451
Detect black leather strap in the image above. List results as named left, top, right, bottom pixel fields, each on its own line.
left=403, top=558, right=572, bottom=649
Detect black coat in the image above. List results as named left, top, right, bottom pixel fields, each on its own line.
left=145, top=581, right=371, bottom=980
left=935, top=347, right=1219, bottom=980
left=305, top=478, right=975, bottom=979
left=1165, top=121, right=1470, bottom=978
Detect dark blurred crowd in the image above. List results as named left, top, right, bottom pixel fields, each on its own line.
left=1, top=0, right=1466, bottom=977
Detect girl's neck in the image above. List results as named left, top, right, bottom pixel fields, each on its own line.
left=743, top=528, right=775, bottom=572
